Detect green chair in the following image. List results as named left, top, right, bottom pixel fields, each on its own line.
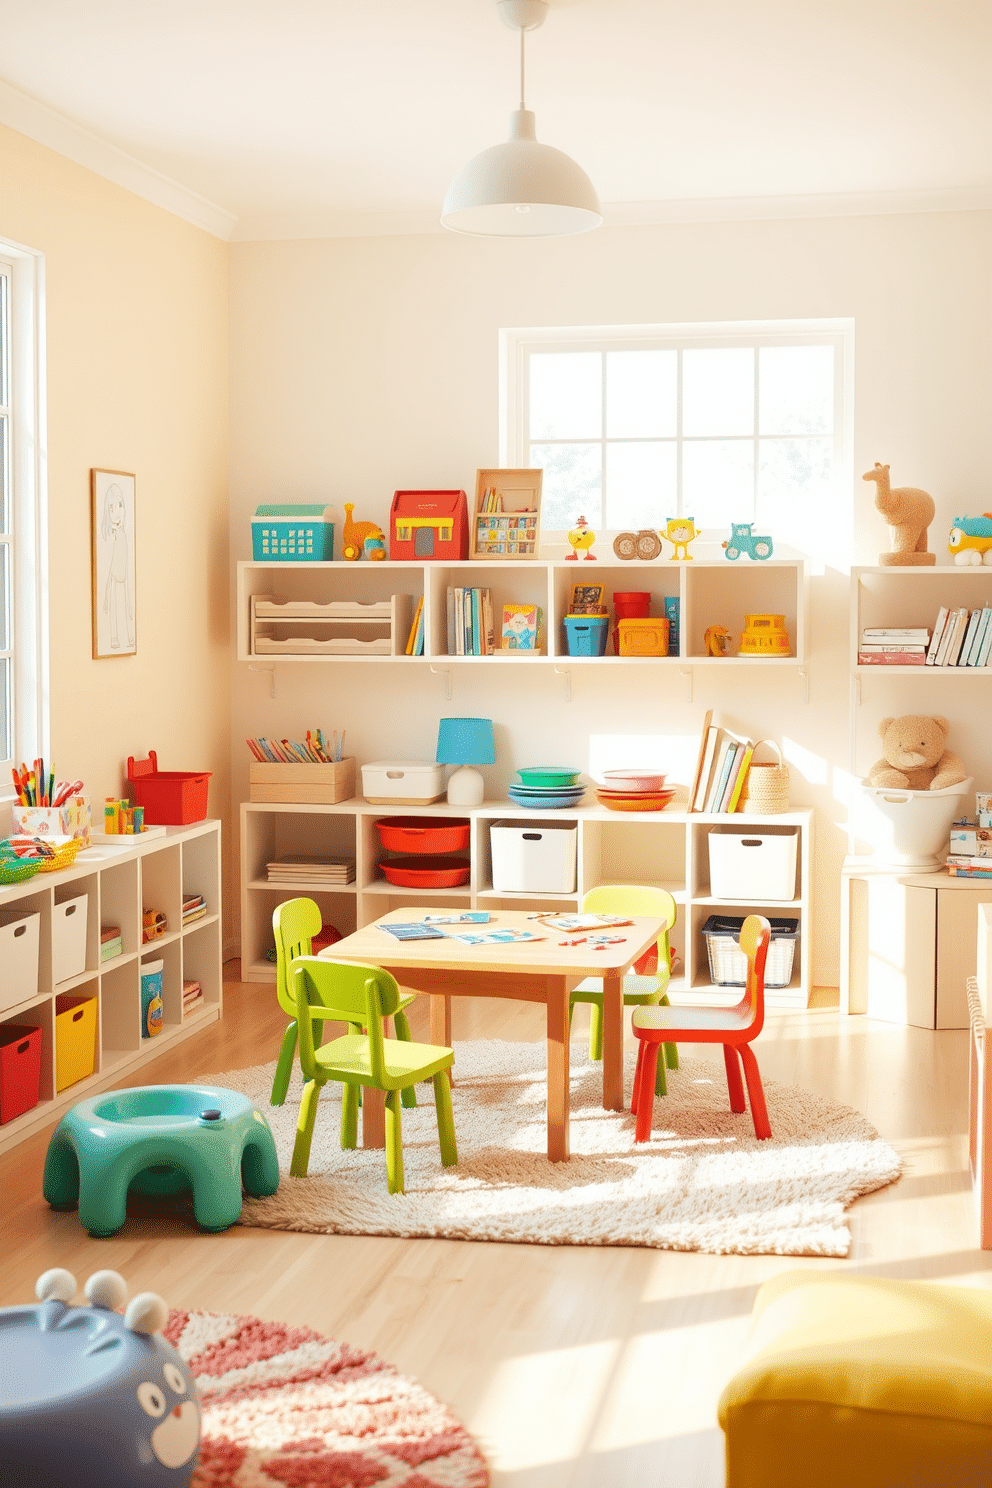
left=288, top=955, right=457, bottom=1194
left=270, top=898, right=417, bottom=1110
left=568, top=884, right=680, bottom=1096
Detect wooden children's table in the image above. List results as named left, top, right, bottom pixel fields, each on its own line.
left=324, top=907, right=664, bottom=1162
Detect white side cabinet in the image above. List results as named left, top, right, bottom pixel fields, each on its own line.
left=0, top=821, right=222, bottom=1154
left=241, top=802, right=813, bottom=1009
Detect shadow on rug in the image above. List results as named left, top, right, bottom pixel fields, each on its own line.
left=200, top=1041, right=902, bottom=1257
left=166, top=1307, right=488, bottom=1487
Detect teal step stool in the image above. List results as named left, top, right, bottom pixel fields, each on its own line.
left=43, top=1085, right=280, bottom=1236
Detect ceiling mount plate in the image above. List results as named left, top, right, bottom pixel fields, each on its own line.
left=498, top=1, right=548, bottom=32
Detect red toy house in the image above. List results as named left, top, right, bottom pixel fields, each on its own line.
left=389, top=490, right=469, bottom=561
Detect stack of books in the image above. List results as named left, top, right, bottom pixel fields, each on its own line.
left=946, top=824, right=992, bottom=879
left=858, top=627, right=930, bottom=665
left=182, top=978, right=203, bottom=1015
left=924, top=605, right=992, bottom=667
left=446, top=587, right=495, bottom=654
left=100, top=925, right=122, bottom=962
left=182, top=892, right=207, bottom=926
left=689, top=714, right=754, bottom=813
left=266, top=855, right=356, bottom=885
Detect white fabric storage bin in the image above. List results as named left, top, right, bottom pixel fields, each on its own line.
left=708, top=827, right=798, bottom=901
left=52, top=895, right=88, bottom=985
left=0, top=911, right=41, bottom=1011
left=361, top=761, right=446, bottom=805
left=490, top=820, right=577, bottom=894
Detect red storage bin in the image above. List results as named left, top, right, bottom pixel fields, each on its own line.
left=374, top=817, right=470, bottom=854
left=127, top=750, right=212, bottom=825
left=0, top=1023, right=42, bottom=1124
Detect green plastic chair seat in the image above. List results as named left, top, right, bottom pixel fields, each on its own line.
left=312, top=1033, right=455, bottom=1089
left=571, top=972, right=667, bottom=1005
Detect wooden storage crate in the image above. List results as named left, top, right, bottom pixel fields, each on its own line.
left=248, top=756, right=357, bottom=804
left=471, top=468, right=542, bottom=560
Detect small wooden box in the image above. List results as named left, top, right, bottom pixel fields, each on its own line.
left=471, top=468, right=542, bottom=560
left=248, top=757, right=356, bottom=804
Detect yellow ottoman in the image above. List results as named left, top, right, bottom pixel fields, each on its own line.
left=718, top=1273, right=992, bottom=1488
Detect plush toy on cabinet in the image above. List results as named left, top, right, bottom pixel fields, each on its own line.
left=867, top=715, right=967, bottom=792
left=948, top=514, right=992, bottom=565
left=863, top=463, right=936, bottom=566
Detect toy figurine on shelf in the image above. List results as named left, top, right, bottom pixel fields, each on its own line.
left=663, top=517, right=699, bottom=560
left=722, top=522, right=773, bottom=560
left=566, top=515, right=597, bottom=560
left=948, top=513, right=992, bottom=565
left=341, top=503, right=386, bottom=561
left=863, top=462, right=936, bottom=566
left=704, top=624, right=731, bottom=657
left=613, top=528, right=663, bottom=560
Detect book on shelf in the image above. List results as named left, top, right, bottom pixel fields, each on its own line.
left=934, top=607, right=966, bottom=666
left=862, top=627, right=931, bottom=641
left=958, top=607, right=982, bottom=666
left=946, top=862, right=992, bottom=879
left=859, top=640, right=929, bottom=652
left=405, top=596, right=424, bottom=655
left=689, top=715, right=754, bottom=813
left=665, top=596, right=680, bottom=656
left=858, top=649, right=927, bottom=665
left=965, top=604, right=992, bottom=665
left=501, top=602, right=541, bottom=651
left=266, top=855, right=356, bottom=884
left=975, top=608, right=992, bottom=667
left=926, top=607, right=949, bottom=663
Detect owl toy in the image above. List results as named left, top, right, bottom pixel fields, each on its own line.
left=566, top=515, right=597, bottom=560
left=664, top=517, right=699, bottom=560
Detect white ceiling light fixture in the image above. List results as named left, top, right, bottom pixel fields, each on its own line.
left=441, top=0, right=602, bottom=238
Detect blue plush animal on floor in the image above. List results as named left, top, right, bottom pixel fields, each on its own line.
left=0, top=1268, right=200, bottom=1487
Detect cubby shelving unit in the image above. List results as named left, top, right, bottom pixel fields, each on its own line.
left=0, top=820, right=222, bottom=1154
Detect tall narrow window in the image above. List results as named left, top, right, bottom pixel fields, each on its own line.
left=0, top=261, right=13, bottom=764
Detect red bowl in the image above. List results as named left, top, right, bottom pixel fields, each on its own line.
left=375, top=816, right=470, bottom=854
left=379, top=855, right=471, bottom=888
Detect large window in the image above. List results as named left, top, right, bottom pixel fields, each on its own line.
left=0, top=261, right=11, bottom=760
left=502, top=320, right=852, bottom=557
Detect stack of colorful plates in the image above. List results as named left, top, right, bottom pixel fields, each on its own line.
left=595, top=770, right=675, bottom=813
left=508, top=767, right=586, bottom=811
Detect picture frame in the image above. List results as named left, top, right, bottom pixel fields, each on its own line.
left=569, top=582, right=607, bottom=615
left=90, top=469, right=137, bottom=658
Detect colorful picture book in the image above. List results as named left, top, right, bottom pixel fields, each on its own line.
left=448, top=927, right=543, bottom=946
left=378, top=922, right=447, bottom=941
left=535, top=913, right=634, bottom=933
left=501, top=603, right=542, bottom=651
left=689, top=712, right=755, bottom=813
left=423, top=912, right=491, bottom=924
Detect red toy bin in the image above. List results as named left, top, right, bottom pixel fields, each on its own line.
left=0, top=1022, right=42, bottom=1124
left=127, top=750, right=212, bottom=825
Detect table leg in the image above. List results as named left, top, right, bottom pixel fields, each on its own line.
left=430, top=994, right=454, bottom=1085
left=601, top=967, right=624, bottom=1112
left=546, top=975, right=570, bottom=1162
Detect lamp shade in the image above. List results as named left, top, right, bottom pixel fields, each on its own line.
left=436, top=717, right=496, bottom=766
left=441, top=109, right=602, bottom=238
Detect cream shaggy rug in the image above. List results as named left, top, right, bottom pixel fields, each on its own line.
left=200, top=1041, right=901, bottom=1258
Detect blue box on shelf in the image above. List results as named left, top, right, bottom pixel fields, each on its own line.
left=251, top=504, right=335, bottom=561
left=563, top=615, right=609, bottom=656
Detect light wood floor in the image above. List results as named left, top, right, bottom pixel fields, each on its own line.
left=2, top=968, right=990, bottom=1487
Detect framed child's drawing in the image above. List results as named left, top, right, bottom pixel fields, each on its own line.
left=91, top=469, right=137, bottom=658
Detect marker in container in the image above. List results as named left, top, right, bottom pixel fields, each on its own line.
left=104, top=797, right=117, bottom=834
left=133, top=805, right=144, bottom=833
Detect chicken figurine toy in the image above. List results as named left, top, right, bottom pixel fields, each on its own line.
left=704, top=625, right=731, bottom=657
left=566, top=515, right=597, bottom=560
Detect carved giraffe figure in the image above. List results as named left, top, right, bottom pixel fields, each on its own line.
left=862, top=462, right=936, bottom=566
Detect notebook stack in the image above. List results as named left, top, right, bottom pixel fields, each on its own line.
left=266, top=855, right=356, bottom=885
left=182, top=978, right=203, bottom=1016
left=182, top=892, right=207, bottom=926
left=100, top=925, right=122, bottom=962
left=858, top=627, right=930, bottom=665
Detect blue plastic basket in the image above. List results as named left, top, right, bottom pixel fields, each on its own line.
left=563, top=615, right=609, bottom=656
left=252, top=505, right=334, bottom=561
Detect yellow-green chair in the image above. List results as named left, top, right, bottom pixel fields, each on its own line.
left=288, top=955, right=457, bottom=1194
left=270, top=897, right=417, bottom=1109
left=568, top=884, right=679, bottom=1096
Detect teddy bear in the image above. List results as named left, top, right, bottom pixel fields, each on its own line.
left=867, top=715, right=967, bottom=791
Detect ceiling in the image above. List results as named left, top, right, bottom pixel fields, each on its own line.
left=0, top=0, right=989, bottom=241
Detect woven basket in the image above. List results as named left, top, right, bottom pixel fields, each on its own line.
left=739, top=739, right=790, bottom=814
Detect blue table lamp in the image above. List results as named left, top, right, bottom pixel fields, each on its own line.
left=436, top=717, right=495, bottom=806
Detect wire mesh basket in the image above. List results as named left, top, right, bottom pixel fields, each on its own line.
left=701, top=915, right=799, bottom=988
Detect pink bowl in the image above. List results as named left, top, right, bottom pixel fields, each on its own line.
left=601, top=769, right=667, bottom=792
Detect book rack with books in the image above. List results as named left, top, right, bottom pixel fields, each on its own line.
left=470, top=468, right=542, bottom=560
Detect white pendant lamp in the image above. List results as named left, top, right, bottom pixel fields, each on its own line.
left=441, top=0, right=602, bottom=238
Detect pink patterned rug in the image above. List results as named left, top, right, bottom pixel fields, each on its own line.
left=164, top=1308, right=489, bottom=1487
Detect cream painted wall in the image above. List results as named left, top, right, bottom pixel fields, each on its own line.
left=0, top=126, right=233, bottom=923
left=229, top=210, right=992, bottom=985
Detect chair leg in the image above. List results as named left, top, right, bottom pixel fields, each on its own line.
left=270, top=1022, right=298, bottom=1106
left=340, top=1083, right=359, bottom=1150
left=738, top=1044, right=772, bottom=1140
left=393, top=1011, right=418, bottom=1108
left=653, top=1045, right=668, bottom=1098
left=291, top=1079, right=323, bottom=1177
left=588, top=1000, right=604, bottom=1061
left=631, top=1039, right=646, bottom=1114
left=384, top=1090, right=404, bottom=1194
left=657, top=994, right=679, bottom=1070
left=432, top=1070, right=457, bottom=1168
left=635, top=1042, right=661, bottom=1142
left=723, top=1044, right=746, bottom=1114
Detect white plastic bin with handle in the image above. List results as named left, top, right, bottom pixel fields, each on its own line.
left=854, top=777, right=973, bottom=869
left=708, top=827, right=798, bottom=901
left=490, top=820, right=578, bottom=894
left=52, top=895, right=88, bottom=984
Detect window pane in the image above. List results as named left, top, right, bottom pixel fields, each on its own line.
left=757, top=437, right=833, bottom=545
left=0, top=656, right=10, bottom=762
left=606, top=350, right=677, bottom=438
left=0, top=542, right=9, bottom=651
left=759, top=346, right=833, bottom=435
left=530, top=442, right=602, bottom=528
left=682, top=348, right=754, bottom=436
left=605, top=441, right=677, bottom=528
left=0, top=272, right=8, bottom=409
left=0, top=415, right=8, bottom=533
left=682, top=440, right=754, bottom=528
left=529, top=352, right=602, bottom=440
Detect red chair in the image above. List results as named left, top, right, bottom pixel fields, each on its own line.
left=631, top=914, right=772, bottom=1142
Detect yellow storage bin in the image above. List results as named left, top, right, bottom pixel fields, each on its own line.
left=55, top=993, right=97, bottom=1092
left=617, top=617, right=669, bottom=657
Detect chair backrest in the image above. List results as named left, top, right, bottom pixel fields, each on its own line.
left=582, top=883, right=677, bottom=975
left=739, top=914, right=771, bottom=1035
left=272, top=897, right=322, bottom=1019
left=289, top=955, right=403, bottom=1084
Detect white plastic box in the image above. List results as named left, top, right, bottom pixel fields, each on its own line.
left=708, top=827, right=798, bottom=902
left=0, top=911, right=41, bottom=1012
left=52, top=895, right=88, bottom=985
left=361, top=761, right=446, bottom=805
left=490, top=820, right=577, bottom=894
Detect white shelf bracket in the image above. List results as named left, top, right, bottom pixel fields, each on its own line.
left=553, top=666, right=572, bottom=701
left=855, top=672, right=862, bottom=707
left=679, top=667, right=693, bottom=703
left=430, top=665, right=451, bottom=702
left=799, top=666, right=809, bottom=704
left=248, top=662, right=277, bottom=699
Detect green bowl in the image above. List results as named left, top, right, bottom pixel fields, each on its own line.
left=517, top=766, right=582, bottom=789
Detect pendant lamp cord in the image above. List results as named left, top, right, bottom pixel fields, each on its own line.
left=519, top=25, right=526, bottom=109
